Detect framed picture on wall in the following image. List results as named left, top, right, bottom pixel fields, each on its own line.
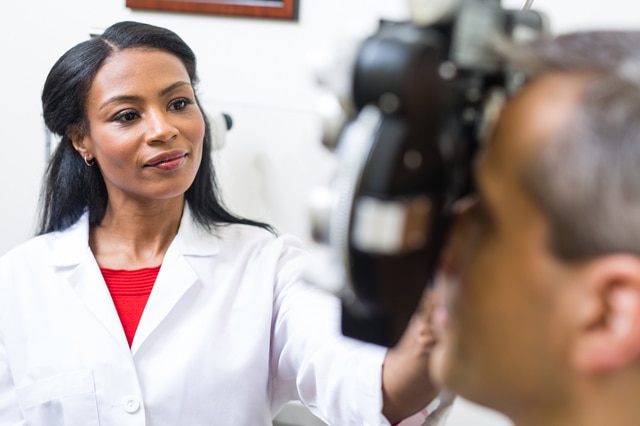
left=126, top=0, right=298, bottom=20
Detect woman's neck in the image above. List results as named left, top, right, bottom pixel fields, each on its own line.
left=90, top=197, right=185, bottom=269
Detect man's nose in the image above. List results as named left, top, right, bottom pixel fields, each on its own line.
left=439, top=197, right=477, bottom=275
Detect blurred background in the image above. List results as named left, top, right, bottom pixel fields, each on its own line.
left=0, top=0, right=636, bottom=424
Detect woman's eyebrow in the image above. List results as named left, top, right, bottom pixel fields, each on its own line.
left=159, top=81, right=191, bottom=97
left=99, top=95, right=141, bottom=111
left=98, top=81, right=192, bottom=111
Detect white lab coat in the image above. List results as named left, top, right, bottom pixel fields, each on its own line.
left=0, top=208, right=389, bottom=425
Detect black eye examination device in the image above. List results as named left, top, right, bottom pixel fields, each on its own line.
left=308, top=0, right=548, bottom=347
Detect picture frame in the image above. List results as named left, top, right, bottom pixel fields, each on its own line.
left=126, top=0, right=298, bottom=20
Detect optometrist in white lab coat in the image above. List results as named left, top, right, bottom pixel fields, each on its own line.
left=0, top=207, right=390, bottom=426
left=1, top=20, right=438, bottom=426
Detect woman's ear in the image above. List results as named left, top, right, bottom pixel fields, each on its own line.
left=571, top=254, right=640, bottom=374
left=67, top=125, right=91, bottom=157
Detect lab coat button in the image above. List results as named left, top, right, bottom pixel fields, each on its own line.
left=123, top=397, right=141, bottom=413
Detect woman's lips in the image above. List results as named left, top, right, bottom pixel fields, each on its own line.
left=144, top=151, right=188, bottom=171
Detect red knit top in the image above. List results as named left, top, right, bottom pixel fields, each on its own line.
left=101, top=265, right=161, bottom=347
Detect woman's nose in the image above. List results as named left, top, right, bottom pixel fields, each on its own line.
left=145, top=109, right=178, bottom=143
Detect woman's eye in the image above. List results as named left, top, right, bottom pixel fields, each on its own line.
left=170, top=98, right=194, bottom=111
left=114, top=110, right=139, bottom=122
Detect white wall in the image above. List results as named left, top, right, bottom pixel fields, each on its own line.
left=0, top=0, right=409, bottom=255
left=1, top=0, right=638, bottom=252
left=0, top=0, right=637, bottom=425
left=3, top=0, right=638, bottom=254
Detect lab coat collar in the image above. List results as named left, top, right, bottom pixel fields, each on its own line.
left=173, top=206, right=222, bottom=257
left=48, top=205, right=221, bottom=267
left=48, top=212, right=92, bottom=267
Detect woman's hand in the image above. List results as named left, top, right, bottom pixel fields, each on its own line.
left=381, top=287, right=440, bottom=424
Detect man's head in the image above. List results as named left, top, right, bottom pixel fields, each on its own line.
left=429, top=31, right=640, bottom=425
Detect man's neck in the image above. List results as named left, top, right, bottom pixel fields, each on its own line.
left=511, top=390, right=640, bottom=426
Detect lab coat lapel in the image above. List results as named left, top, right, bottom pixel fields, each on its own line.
left=130, top=249, right=198, bottom=354
left=67, top=252, right=130, bottom=348
left=130, top=208, right=219, bottom=354
left=52, top=213, right=130, bottom=349
left=49, top=208, right=219, bottom=354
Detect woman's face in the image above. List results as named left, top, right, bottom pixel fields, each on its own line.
left=73, top=47, right=205, bottom=206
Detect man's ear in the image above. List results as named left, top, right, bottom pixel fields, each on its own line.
left=571, top=254, right=640, bottom=373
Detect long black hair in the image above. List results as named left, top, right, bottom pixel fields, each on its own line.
left=39, top=21, right=273, bottom=235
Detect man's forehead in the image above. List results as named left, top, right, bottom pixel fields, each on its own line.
left=480, top=72, right=590, bottom=173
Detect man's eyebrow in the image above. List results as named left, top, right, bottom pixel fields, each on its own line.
left=98, top=81, right=192, bottom=111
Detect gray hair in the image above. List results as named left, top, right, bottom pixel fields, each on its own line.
left=502, top=31, right=640, bottom=260
left=498, top=31, right=640, bottom=83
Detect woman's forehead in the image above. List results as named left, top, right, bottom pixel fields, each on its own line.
left=89, top=49, right=190, bottom=98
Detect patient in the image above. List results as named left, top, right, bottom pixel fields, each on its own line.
left=431, top=30, right=640, bottom=426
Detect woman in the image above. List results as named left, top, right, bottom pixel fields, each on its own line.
left=0, top=21, right=436, bottom=425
